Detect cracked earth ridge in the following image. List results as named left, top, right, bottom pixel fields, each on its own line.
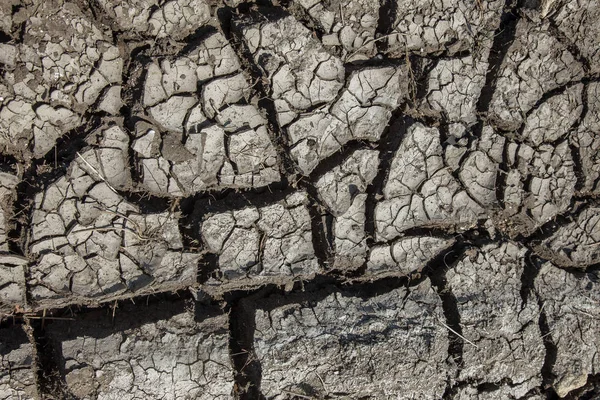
left=0, top=0, right=600, bottom=399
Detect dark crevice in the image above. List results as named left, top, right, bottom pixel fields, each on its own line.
left=28, top=318, right=76, bottom=400
left=227, top=291, right=267, bottom=400
left=0, top=30, right=11, bottom=43
left=411, top=57, right=439, bottom=107
left=120, top=41, right=151, bottom=187
left=537, top=291, right=558, bottom=395
left=570, top=139, right=587, bottom=194
left=301, top=183, right=332, bottom=268
left=275, top=0, right=325, bottom=39
left=570, top=82, right=590, bottom=193
left=362, top=53, right=429, bottom=252
left=522, top=200, right=588, bottom=246
left=196, top=253, right=220, bottom=285
left=307, top=139, right=374, bottom=181
left=180, top=181, right=292, bottom=224
left=19, top=113, right=104, bottom=191
left=223, top=132, right=240, bottom=175
left=219, top=6, right=299, bottom=180
left=520, top=251, right=542, bottom=308
left=511, top=79, right=589, bottom=137
left=178, top=25, right=220, bottom=55
left=375, top=0, right=398, bottom=54
left=364, top=112, right=411, bottom=248
left=121, top=43, right=151, bottom=107
left=119, top=191, right=171, bottom=213
left=473, top=0, right=521, bottom=137
left=424, top=243, right=470, bottom=399
left=569, top=374, right=600, bottom=400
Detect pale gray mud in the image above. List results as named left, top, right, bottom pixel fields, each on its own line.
left=0, top=0, right=599, bottom=399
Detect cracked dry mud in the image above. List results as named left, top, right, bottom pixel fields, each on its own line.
left=0, top=0, right=599, bottom=399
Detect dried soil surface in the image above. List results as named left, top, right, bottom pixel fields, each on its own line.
left=0, top=0, right=600, bottom=399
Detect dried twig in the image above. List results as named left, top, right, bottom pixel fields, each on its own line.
left=76, top=151, right=118, bottom=194
left=437, top=318, right=480, bottom=349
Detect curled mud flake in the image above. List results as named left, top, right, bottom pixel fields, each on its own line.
left=386, top=0, right=503, bottom=56
left=0, top=0, right=19, bottom=34
left=143, top=62, right=169, bottom=108
left=289, top=66, right=408, bottom=174
left=98, top=85, right=123, bottom=115
left=535, top=263, right=600, bottom=397
left=375, top=122, right=486, bottom=242
left=488, top=19, right=585, bottom=131
left=0, top=100, right=35, bottom=159
left=254, top=280, right=453, bottom=398
left=330, top=193, right=368, bottom=271
left=0, top=325, right=38, bottom=399
left=458, top=150, right=498, bottom=208
left=33, top=105, right=82, bottom=158
left=132, top=124, right=159, bottom=159
left=223, top=126, right=281, bottom=187
left=74, top=46, right=123, bottom=107
left=448, top=242, right=545, bottom=398
left=45, top=303, right=232, bottom=399
left=367, top=236, right=455, bottom=278
left=75, top=125, right=131, bottom=190
left=535, top=207, right=600, bottom=268
left=200, top=192, right=318, bottom=290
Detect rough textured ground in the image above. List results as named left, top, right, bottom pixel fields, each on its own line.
left=0, top=0, right=599, bottom=399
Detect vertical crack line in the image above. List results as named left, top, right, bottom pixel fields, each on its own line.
left=520, top=251, right=541, bottom=311
left=12, top=171, right=38, bottom=312
left=228, top=298, right=263, bottom=400
left=196, top=253, right=219, bottom=284
left=364, top=113, right=411, bottom=248
left=570, top=81, right=589, bottom=193
left=522, top=250, right=560, bottom=397
left=218, top=6, right=298, bottom=180
left=425, top=244, right=468, bottom=398
left=495, top=131, right=511, bottom=211
left=27, top=318, right=74, bottom=400
left=375, top=0, right=398, bottom=54
left=11, top=179, right=33, bottom=258
left=536, top=291, right=558, bottom=394
left=302, top=183, right=332, bottom=268
left=473, top=0, right=521, bottom=136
